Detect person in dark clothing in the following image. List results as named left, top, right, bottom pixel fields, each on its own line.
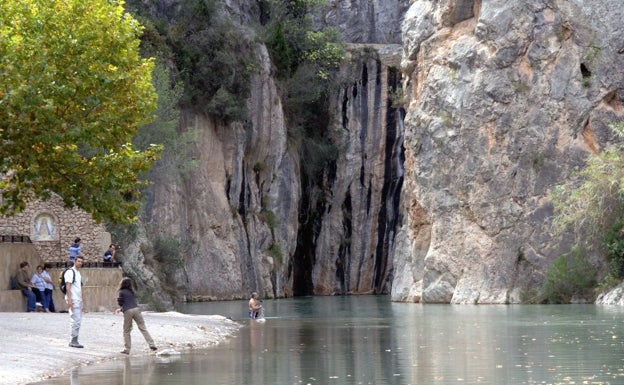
left=115, top=277, right=157, bottom=354
left=103, top=244, right=121, bottom=267
left=15, top=261, right=36, bottom=312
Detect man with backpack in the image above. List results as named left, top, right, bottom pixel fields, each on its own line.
left=65, top=255, right=84, bottom=348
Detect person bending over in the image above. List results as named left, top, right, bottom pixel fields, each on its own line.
left=115, top=277, right=157, bottom=354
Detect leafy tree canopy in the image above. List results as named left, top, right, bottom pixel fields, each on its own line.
left=0, top=0, right=161, bottom=224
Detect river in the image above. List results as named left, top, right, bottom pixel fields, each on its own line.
left=35, top=296, right=624, bottom=384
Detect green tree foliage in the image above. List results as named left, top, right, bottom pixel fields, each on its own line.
left=263, top=0, right=343, bottom=83
left=261, top=0, right=345, bottom=183
left=132, top=60, right=200, bottom=184
left=603, top=220, right=624, bottom=279
left=266, top=22, right=293, bottom=78
left=553, top=122, right=624, bottom=246
left=551, top=121, right=624, bottom=293
left=541, top=248, right=597, bottom=303
left=172, top=17, right=255, bottom=121
left=125, top=0, right=256, bottom=122
left=0, top=0, right=161, bottom=224
left=133, top=62, right=182, bottom=152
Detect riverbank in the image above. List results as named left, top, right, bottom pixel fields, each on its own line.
left=0, top=311, right=241, bottom=385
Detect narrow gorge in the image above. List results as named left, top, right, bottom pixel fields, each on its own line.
left=120, top=0, right=624, bottom=307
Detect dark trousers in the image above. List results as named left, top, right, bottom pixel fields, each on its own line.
left=32, top=288, right=43, bottom=303
left=45, top=288, right=54, bottom=311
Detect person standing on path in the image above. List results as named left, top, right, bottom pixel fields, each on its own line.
left=115, top=277, right=157, bottom=354
left=68, top=237, right=81, bottom=265
left=65, top=255, right=84, bottom=348
left=41, top=263, right=56, bottom=312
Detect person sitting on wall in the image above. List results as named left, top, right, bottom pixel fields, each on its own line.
left=103, top=244, right=121, bottom=267
left=15, top=261, right=37, bottom=312
left=31, top=265, right=49, bottom=312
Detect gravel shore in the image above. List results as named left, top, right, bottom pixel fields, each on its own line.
left=0, top=311, right=241, bottom=385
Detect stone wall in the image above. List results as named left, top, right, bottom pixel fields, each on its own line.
left=0, top=194, right=110, bottom=263
left=0, top=242, right=122, bottom=312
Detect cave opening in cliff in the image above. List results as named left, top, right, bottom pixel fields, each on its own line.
left=580, top=63, right=591, bottom=78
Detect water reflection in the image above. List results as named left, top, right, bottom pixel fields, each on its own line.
left=62, top=355, right=164, bottom=385
left=35, top=297, right=624, bottom=385
left=388, top=304, right=624, bottom=384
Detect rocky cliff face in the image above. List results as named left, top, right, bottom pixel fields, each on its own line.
left=313, top=0, right=409, bottom=44
left=124, top=0, right=624, bottom=306
left=137, top=44, right=406, bottom=302
left=138, top=43, right=300, bottom=302
left=123, top=0, right=408, bottom=305
left=392, top=0, right=624, bottom=303
left=293, top=45, right=404, bottom=296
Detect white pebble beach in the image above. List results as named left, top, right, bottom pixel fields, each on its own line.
left=0, top=311, right=241, bottom=385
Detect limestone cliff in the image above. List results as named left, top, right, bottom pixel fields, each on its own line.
left=293, top=45, right=404, bottom=296
left=132, top=44, right=406, bottom=303
left=122, top=0, right=624, bottom=306
left=139, top=43, right=300, bottom=302
left=121, top=0, right=408, bottom=305
left=392, top=0, right=624, bottom=303
left=312, top=0, right=408, bottom=44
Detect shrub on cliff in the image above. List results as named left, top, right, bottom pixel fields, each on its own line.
left=541, top=248, right=597, bottom=304
left=553, top=121, right=624, bottom=289
left=553, top=122, right=624, bottom=246
left=125, top=0, right=256, bottom=122
left=262, top=0, right=343, bottom=83
left=261, top=0, right=345, bottom=185
left=603, top=220, right=624, bottom=279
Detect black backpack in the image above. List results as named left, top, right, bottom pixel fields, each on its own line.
left=58, top=267, right=75, bottom=294
left=10, top=275, right=18, bottom=290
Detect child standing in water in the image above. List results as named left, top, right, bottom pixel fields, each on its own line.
left=115, top=277, right=158, bottom=354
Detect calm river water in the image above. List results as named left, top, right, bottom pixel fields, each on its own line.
left=36, top=296, right=624, bottom=385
